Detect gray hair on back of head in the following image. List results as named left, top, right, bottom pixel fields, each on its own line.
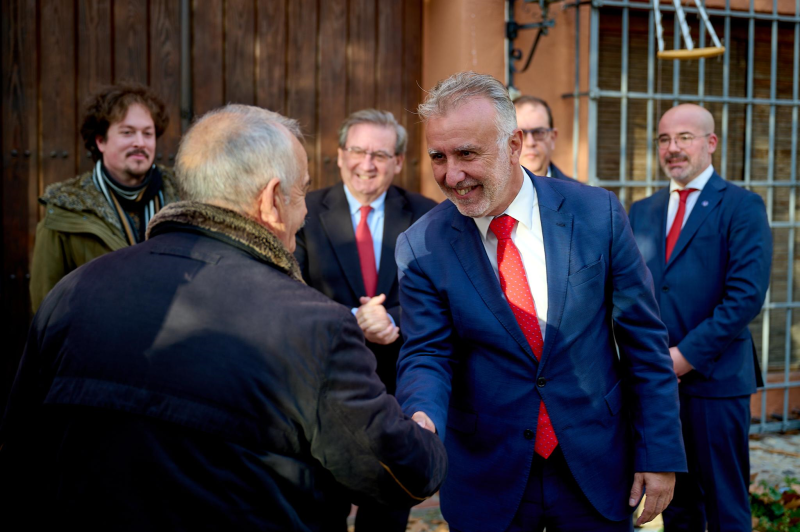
left=417, top=71, right=517, bottom=149
left=175, top=104, right=304, bottom=211
left=338, top=109, right=408, bottom=155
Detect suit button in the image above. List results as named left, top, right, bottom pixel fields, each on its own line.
left=524, top=429, right=534, bottom=440
left=662, top=286, right=670, bottom=292
left=537, top=377, right=547, bottom=387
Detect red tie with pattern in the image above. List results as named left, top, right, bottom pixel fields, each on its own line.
left=665, top=188, right=698, bottom=263
left=489, top=214, right=558, bottom=459
left=356, top=205, right=378, bottom=297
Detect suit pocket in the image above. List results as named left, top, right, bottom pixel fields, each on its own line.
left=605, top=380, right=623, bottom=416
left=568, top=257, right=604, bottom=287
left=447, top=406, right=478, bottom=434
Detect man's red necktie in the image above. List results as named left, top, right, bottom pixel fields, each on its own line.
left=665, top=188, right=698, bottom=263
left=356, top=205, right=378, bottom=297
left=490, top=214, right=558, bottom=459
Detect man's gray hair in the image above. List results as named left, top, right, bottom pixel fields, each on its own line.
left=418, top=71, right=517, bottom=148
left=338, top=109, right=408, bottom=155
left=175, top=104, right=304, bottom=210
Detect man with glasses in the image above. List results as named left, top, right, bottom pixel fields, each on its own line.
left=514, top=96, right=575, bottom=181
left=295, top=108, right=437, bottom=532
left=629, top=103, right=772, bottom=531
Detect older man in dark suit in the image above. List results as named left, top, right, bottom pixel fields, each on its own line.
left=295, top=108, right=437, bottom=531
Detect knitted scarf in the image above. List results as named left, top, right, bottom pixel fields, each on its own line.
left=92, top=160, right=166, bottom=245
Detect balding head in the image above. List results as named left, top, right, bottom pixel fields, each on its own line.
left=175, top=104, right=305, bottom=214
left=657, top=103, right=718, bottom=185
left=659, top=104, right=715, bottom=135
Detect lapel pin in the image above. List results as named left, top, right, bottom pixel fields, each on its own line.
left=702, top=200, right=709, bottom=207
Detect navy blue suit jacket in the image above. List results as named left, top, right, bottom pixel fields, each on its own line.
left=629, top=173, right=772, bottom=397
left=549, top=162, right=576, bottom=182
left=395, top=171, right=686, bottom=532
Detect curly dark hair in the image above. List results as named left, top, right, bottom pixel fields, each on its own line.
left=80, top=83, right=170, bottom=162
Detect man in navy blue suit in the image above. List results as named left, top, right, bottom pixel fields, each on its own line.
left=395, top=71, right=687, bottom=532
left=629, top=104, right=772, bottom=532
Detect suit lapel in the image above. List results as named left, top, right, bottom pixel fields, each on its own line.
left=648, top=188, right=670, bottom=278
left=319, top=186, right=366, bottom=297
left=450, top=210, right=536, bottom=361
left=376, top=187, right=412, bottom=297
left=665, top=173, right=725, bottom=270
left=531, top=174, right=572, bottom=372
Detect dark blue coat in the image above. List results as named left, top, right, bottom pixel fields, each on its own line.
left=0, top=203, right=447, bottom=532
left=395, top=171, right=686, bottom=532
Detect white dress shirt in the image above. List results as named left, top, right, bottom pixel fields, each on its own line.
left=666, top=165, right=714, bottom=235
left=343, top=184, right=386, bottom=270
left=473, top=171, right=549, bottom=339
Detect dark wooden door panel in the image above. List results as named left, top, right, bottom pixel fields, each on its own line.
left=318, top=0, right=348, bottom=189
left=77, top=0, right=112, bottom=174
left=256, top=0, right=287, bottom=115
left=150, top=0, right=182, bottom=163
left=2, top=0, right=39, bottom=417
left=41, top=0, right=77, bottom=191
left=114, top=0, right=149, bottom=84
left=193, top=0, right=224, bottom=117
left=225, top=0, right=256, bottom=105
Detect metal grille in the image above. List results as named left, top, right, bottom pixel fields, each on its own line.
left=572, top=0, right=800, bottom=432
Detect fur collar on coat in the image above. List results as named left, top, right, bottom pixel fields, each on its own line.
left=146, top=201, right=304, bottom=283
left=39, top=166, right=178, bottom=231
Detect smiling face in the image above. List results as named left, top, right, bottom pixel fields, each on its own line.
left=337, top=123, right=404, bottom=205
left=515, top=102, right=556, bottom=176
left=96, top=103, right=157, bottom=186
left=658, top=104, right=717, bottom=186
left=426, top=97, right=524, bottom=218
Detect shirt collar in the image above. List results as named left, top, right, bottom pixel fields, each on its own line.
left=474, top=166, right=536, bottom=239
left=669, top=164, right=714, bottom=194
left=342, top=183, right=387, bottom=216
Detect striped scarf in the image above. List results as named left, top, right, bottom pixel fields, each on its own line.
left=92, top=160, right=166, bottom=245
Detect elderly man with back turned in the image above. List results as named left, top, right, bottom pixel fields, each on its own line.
left=0, top=105, right=446, bottom=532
left=295, top=108, right=437, bottom=531
left=395, top=72, right=686, bottom=532
left=513, top=95, right=574, bottom=181
left=30, top=83, right=179, bottom=311
left=629, top=104, right=772, bottom=531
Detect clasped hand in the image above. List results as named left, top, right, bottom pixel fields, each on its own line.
left=356, top=294, right=400, bottom=345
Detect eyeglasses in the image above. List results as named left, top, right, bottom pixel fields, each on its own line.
left=520, top=128, right=553, bottom=141
left=656, top=133, right=711, bottom=149
left=344, top=146, right=396, bottom=163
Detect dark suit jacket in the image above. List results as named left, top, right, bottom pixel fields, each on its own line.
left=295, top=184, right=437, bottom=394
left=629, top=172, right=772, bottom=397
left=395, top=170, right=686, bottom=532
left=549, top=162, right=576, bottom=182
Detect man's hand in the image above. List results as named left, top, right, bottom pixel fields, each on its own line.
left=356, top=294, right=400, bottom=345
left=412, top=411, right=437, bottom=434
left=669, top=346, right=693, bottom=377
left=629, top=471, right=675, bottom=526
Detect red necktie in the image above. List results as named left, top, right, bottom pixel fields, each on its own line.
left=356, top=205, right=378, bottom=297
left=490, top=214, right=558, bottom=459
left=665, top=188, right=697, bottom=263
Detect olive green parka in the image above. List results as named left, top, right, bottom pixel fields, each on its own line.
left=29, top=166, right=178, bottom=311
